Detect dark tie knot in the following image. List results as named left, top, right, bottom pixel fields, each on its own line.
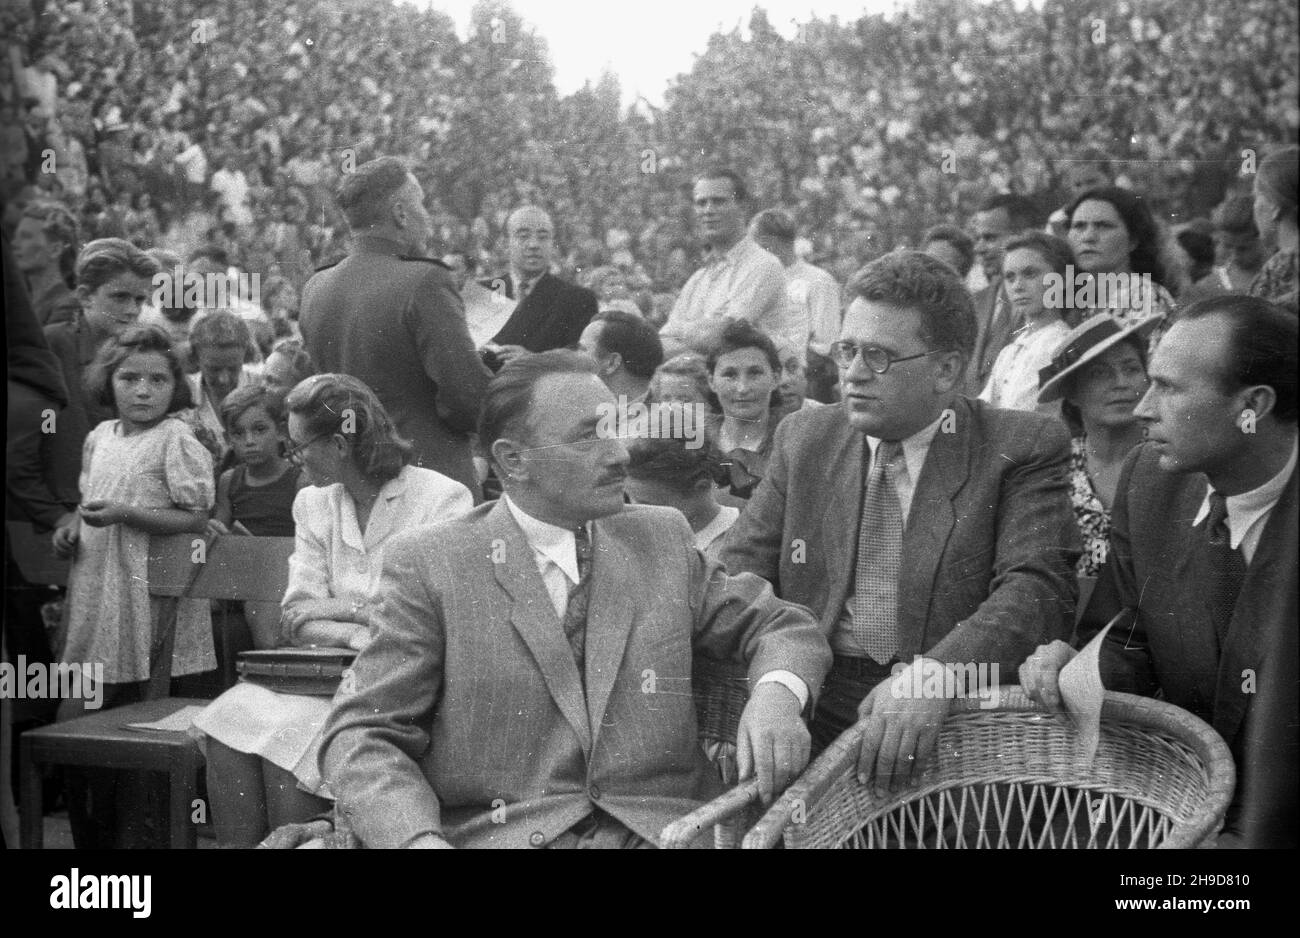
left=1205, top=492, right=1231, bottom=547
left=574, top=526, right=593, bottom=575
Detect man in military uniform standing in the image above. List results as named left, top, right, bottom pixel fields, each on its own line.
left=300, top=157, right=491, bottom=495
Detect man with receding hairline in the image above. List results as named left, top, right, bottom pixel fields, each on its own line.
left=318, top=350, right=831, bottom=848
left=479, top=204, right=597, bottom=366
left=299, top=156, right=490, bottom=495
left=1021, top=295, right=1298, bottom=848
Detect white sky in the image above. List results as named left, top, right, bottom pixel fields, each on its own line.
left=405, top=0, right=906, bottom=106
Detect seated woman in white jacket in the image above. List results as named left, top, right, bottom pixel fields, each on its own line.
left=979, top=231, right=1075, bottom=413
left=191, top=374, right=473, bottom=847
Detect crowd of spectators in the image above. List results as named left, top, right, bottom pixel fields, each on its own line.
left=3, top=0, right=1296, bottom=306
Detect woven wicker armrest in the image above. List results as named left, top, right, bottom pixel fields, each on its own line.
left=660, top=778, right=763, bottom=848
left=743, top=686, right=1236, bottom=849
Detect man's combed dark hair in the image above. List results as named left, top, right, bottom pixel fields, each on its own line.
left=1176, top=295, right=1298, bottom=423
left=285, top=373, right=413, bottom=481
left=921, top=224, right=975, bottom=278
left=626, top=435, right=725, bottom=493
left=845, top=251, right=977, bottom=362
left=979, top=193, right=1041, bottom=231
left=478, top=350, right=601, bottom=455
left=336, top=156, right=411, bottom=230
left=591, top=310, right=664, bottom=379
left=75, top=237, right=160, bottom=293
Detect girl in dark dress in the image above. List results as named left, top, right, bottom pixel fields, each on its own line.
left=207, top=384, right=302, bottom=647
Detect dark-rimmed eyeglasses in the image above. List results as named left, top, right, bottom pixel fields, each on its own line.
left=284, top=432, right=332, bottom=465
left=830, top=342, right=944, bottom=374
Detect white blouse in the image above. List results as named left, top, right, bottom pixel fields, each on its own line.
left=282, top=464, right=474, bottom=632
left=979, top=318, right=1072, bottom=414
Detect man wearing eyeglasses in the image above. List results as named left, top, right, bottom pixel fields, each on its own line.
left=721, top=251, right=1080, bottom=797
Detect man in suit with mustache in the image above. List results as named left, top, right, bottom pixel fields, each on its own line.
left=1022, top=295, right=1298, bottom=848
left=721, top=251, right=1080, bottom=796
left=317, top=350, right=831, bottom=848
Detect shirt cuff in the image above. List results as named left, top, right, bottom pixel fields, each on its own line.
left=755, top=670, right=809, bottom=710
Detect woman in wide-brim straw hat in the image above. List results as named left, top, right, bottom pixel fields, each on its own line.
left=1038, top=313, right=1162, bottom=576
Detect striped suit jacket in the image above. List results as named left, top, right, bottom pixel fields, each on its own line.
left=318, top=499, right=830, bottom=848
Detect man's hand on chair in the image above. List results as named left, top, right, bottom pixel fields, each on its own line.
left=855, top=662, right=950, bottom=798
left=258, top=819, right=333, bottom=849
left=736, top=682, right=811, bottom=804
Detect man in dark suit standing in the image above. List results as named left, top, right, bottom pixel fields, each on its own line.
left=299, top=157, right=491, bottom=495
left=1022, top=295, right=1297, bottom=848
left=722, top=252, right=1080, bottom=795
left=481, top=205, right=597, bottom=366
left=966, top=193, right=1040, bottom=396
left=317, top=351, right=831, bottom=848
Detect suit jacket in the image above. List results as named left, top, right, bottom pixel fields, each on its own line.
left=966, top=283, right=1023, bottom=397
left=720, top=396, right=1080, bottom=677
left=300, top=235, right=492, bottom=494
left=483, top=272, right=597, bottom=353
left=1079, top=444, right=1298, bottom=847
left=318, top=500, right=831, bottom=848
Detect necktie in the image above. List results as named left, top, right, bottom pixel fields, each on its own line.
left=850, top=441, right=903, bottom=663
left=562, top=526, right=594, bottom=676
left=517, top=277, right=534, bottom=302
left=1203, top=492, right=1246, bottom=643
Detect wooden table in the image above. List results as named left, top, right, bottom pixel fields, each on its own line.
left=20, top=698, right=207, bottom=849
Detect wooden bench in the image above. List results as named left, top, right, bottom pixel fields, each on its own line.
left=11, top=526, right=296, bottom=849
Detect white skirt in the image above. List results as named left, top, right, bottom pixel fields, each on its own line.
left=190, top=683, right=333, bottom=795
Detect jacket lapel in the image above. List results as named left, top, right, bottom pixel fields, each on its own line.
left=820, top=407, right=867, bottom=631
left=485, top=503, right=592, bottom=754
left=361, top=471, right=407, bottom=550
left=898, top=399, right=972, bottom=655
left=1214, top=464, right=1298, bottom=745
left=583, top=521, right=635, bottom=741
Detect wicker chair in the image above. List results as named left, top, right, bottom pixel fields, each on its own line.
left=275, top=653, right=757, bottom=849
left=729, top=686, right=1236, bottom=849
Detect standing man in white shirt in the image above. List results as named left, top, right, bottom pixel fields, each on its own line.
left=659, top=169, right=790, bottom=358
left=1021, top=295, right=1298, bottom=848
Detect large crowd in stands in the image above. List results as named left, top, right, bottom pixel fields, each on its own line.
left=2, top=0, right=1298, bottom=851
left=2, top=0, right=1297, bottom=303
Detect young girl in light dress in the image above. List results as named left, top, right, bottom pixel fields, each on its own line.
left=53, top=325, right=216, bottom=717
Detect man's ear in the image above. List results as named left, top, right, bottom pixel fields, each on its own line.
left=390, top=195, right=408, bottom=230
left=933, top=350, right=964, bottom=393
left=603, top=351, right=623, bottom=376
left=491, top=436, right=528, bottom=483
left=75, top=283, right=94, bottom=306
left=1239, top=384, right=1277, bottom=424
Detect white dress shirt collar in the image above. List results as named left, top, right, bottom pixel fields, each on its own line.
left=503, top=493, right=587, bottom=586
left=866, top=410, right=946, bottom=484
left=1193, top=435, right=1298, bottom=550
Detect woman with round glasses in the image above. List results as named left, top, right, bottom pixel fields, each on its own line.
left=191, top=373, right=473, bottom=846
left=1037, top=315, right=1158, bottom=577
left=705, top=320, right=785, bottom=499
